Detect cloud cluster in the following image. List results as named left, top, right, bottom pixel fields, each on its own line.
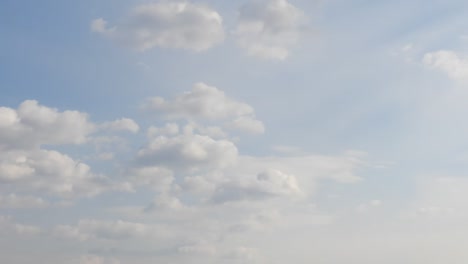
left=91, top=1, right=225, bottom=52
left=0, top=101, right=134, bottom=200
left=91, top=0, right=308, bottom=61
left=0, top=90, right=367, bottom=264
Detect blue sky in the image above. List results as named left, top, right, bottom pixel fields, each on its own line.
left=2, top=0, right=468, bottom=263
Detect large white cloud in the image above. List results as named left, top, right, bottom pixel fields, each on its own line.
left=143, top=82, right=264, bottom=134
left=0, top=97, right=369, bottom=264
left=91, top=1, right=225, bottom=52
left=235, top=0, right=307, bottom=60
left=0, top=100, right=94, bottom=150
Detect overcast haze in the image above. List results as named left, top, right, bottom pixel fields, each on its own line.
left=2, top=0, right=468, bottom=263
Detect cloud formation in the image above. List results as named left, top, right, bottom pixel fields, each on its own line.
left=0, top=100, right=94, bottom=150
left=101, top=118, right=140, bottom=133
left=0, top=149, right=128, bottom=199
left=423, top=50, right=468, bottom=81
left=143, top=82, right=264, bottom=134
left=136, top=129, right=238, bottom=172
left=91, top=1, right=225, bottom=52
left=211, top=169, right=302, bottom=203
left=235, top=0, right=307, bottom=60
left=0, top=101, right=133, bottom=200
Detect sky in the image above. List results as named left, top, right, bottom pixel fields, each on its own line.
left=2, top=0, right=468, bottom=263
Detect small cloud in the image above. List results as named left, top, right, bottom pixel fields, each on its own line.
left=143, top=82, right=264, bottom=135
left=101, top=118, right=140, bottom=133
left=423, top=50, right=468, bottom=81
left=234, top=0, right=307, bottom=60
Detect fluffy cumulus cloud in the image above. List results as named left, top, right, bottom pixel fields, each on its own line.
left=136, top=129, right=238, bottom=172
left=143, top=82, right=264, bottom=134
left=235, top=0, right=307, bottom=60
left=91, top=1, right=225, bottom=52
left=423, top=50, right=468, bottom=81
left=0, top=100, right=94, bottom=150
left=0, top=100, right=133, bottom=200
left=0, top=149, right=129, bottom=199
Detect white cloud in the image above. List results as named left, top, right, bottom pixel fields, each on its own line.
left=0, top=194, right=49, bottom=209
left=101, top=118, right=140, bottom=133
left=0, top=100, right=136, bottom=200
left=0, top=100, right=94, bottom=150
left=147, top=123, right=180, bottom=137
left=0, top=149, right=130, bottom=199
left=128, top=166, right=174, bottom=192
left=143, top=82, right=264, bottom=134
left=423, top=50, right=468, bottom=80
left=211, top=169, right=303, bottom=203
left=180, top=152, right=365, bottom=204
left=136, top=130, right=238, bottom=172
left=235, top=0, right=307, bottom=60
left=226, top=116, right=265, bottom=134
left=92, top=1, right=224, bottom=52
left=145, top=193, right=184, bottom=211
left=237, top=153, right=364, bottom=186
left=144, top=83, right=254, bottom=120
